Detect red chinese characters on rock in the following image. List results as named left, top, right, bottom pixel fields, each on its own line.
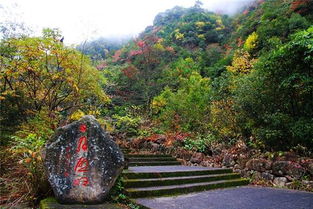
left=73, top=123, right=90, bottom=187
left=76, top=136, right=88, bottom=152
left=74, top=157, right=89, bottom=172
left=73, top=177, right=89, bottom=186
left=79, top=124, right=87, bottom=133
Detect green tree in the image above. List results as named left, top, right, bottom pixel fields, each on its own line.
left=234, top=27, right=313, bottom=150
left=152, top=72, right=212, bottom=133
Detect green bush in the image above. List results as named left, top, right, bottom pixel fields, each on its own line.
left=184, top=134, right=216, bottom=153
left=152, top=72, right=212, bottom=133
left=113, top=114, right=142, bottom=136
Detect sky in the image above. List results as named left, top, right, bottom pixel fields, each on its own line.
left=0, top=0, right=254, bottom=44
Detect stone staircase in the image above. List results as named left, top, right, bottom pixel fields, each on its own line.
left=122, top=152, right=249, bottom=199
left=126, top=154, right=181, bottom=166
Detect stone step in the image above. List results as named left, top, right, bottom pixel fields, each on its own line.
left=125, top=154, right=172, bottom=158
left=126, top=178, right=249, bottom=198
left=121, top=149, right=130, bottom=154
left=123, top=167, right=233, bottom=179
left=124, top=173, right=241, bottom=188
left=128, top=157, right=177, bottom=162
left=128, top=161, right=181, bottom=166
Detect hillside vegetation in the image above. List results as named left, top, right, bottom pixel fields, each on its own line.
left=0, top=0, right=313, bottom=206
left=98, top=0, right=313, bottom=151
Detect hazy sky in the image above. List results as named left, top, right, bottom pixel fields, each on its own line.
left=0, top=0, right=253, bottom=44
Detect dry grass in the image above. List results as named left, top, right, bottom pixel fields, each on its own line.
left=0, top=147, right=52, bottom=208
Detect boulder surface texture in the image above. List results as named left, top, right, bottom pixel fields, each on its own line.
left=45, top=115, right=124, bottom=204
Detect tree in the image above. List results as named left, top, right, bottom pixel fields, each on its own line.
left=0, top=29, right=109, bottom=129
left=233, top=27, right=313, bottom=150
left=152, top=72, right=212, bottom=133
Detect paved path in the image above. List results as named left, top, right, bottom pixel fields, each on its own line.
left=134, top=186, right=313, bottom=209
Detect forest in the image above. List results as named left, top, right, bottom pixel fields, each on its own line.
left=1, top=0, right=313, bottom=207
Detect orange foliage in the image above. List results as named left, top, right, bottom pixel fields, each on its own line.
left=96, top=61, right=107, bottom=70
left=291, top=0, right=311, bottom=14
left=237, top=38, right=244, bottom=47
left=257, top=0, right=265, bottom=4
left=122, top=65, right=138, bottom=79
left=112, top=50, right=122, bottom=62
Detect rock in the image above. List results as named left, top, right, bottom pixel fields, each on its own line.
left=272, top=161, right=290, bottom=176
left=285, top=175, right=294, bottom=181
left=248, top=170, right=256, bottom=178
left=45, top=115, right=125, bottom=204
left=131, top=138, right=145, bottom=149
left=211, top=147, right=222, bottom=156
left=237, top=156, right=249, bottom=169
left=253, top=171, right=262, bottom=180
left=280, top=151, right=298, bottom=161
left=142, top=141, right=151, bottom=149
left=246, top=159, right=272, bottom=172
left=165, top=146, right=175, bottom=154
left=222, top=154, right=235, bottom=167
left=234, top=169, right=241, bottom=173
left=302, top=180, right=313, bottom=186
left=186, top=161, right=193, bottom=166
left=272, top=161, right=305, bottom=179
left=240, top=169, right=249, bottom=178
left=200, top=161, right=212, bottom=167
left=213, top=163, right=220, bottom=168
left=234, top=164, right=241, bottom=170
left=190, top=152, right=205, bottom=164
left=176, top=149, right=193, bottom=161
left=150, top=142, right=160, bottom=152
left=308, top=163, right=313, bottom=176
left=261, top=172, right=274, bottom=181
left=155, top=134, right=166, bottom=144
left=299, top=158, right=313, bottom=177
left=273, top=177, right=288, bottom=187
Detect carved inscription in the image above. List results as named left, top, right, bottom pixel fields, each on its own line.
left=73, top=124, right=89, bottom=186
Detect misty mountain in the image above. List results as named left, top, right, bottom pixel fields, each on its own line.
left=76, top=36, right=131, bottom=60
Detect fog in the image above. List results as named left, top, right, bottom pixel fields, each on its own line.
left=0, top=0, right=256, bottom=44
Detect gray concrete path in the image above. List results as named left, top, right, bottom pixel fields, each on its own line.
left=134, top=186, right=313, bottom=209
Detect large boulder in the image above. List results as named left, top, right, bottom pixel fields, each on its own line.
left=44, top=115, right=125, bottom=204
left=272, top=161, right=305, bottom=179
left=246, top=159, right=272, bottom=172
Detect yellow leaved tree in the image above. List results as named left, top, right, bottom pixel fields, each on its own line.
left=0, top=28, right=109, bottom=123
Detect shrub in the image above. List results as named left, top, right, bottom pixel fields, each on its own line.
left=184, top=134, right=216, bottom=153
left=244, top=32, right=258, bottom=52
left=113, top=114, right=142, bottom=137
left=152, top=72, right=212, bottom=133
